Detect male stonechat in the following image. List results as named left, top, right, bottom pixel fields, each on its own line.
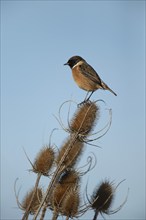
left=64, top=55, right=117, bottom=101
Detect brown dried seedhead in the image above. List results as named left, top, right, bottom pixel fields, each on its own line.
left=70, top=101, right=100, bottom=137
left=21, top=187, right=43, bottom=215
left=33, top=146, right=55, bottom=175
left=91, top=180, right=114, bottom=214
left=51, top=169, right=79, bottom=213
left=61, top=187, right=80, bottom=218
left=56, top=134, right=84, bottom=170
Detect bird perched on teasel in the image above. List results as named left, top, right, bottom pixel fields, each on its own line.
left=64, top=56, right=117, bottom=102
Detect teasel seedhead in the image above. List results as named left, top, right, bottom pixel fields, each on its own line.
left=58, top=169, right=80, bottom=185
left=61, top=187, right=80, bottom=218
left=69, top=101, right=99, bottom=137
left=21, top=187, right=43, bottom=215
left=51, top=169, right=79, bottom=212
left=56, top=134, right=84, bottom=170
left=89, top=179, right=129, bottom=220
left=91, top=180, right=114, bottom=215
left=33, top=146, right=55, bottom=176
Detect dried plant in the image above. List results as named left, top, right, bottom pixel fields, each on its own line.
left=56, top=134, right=84, bottom=170
left=17, top=99, right=128, bottom=220
left=89, top=179, right=129, bottom=220
left=33, top=146, right=55, bottom=176
left=91, top=180, right=114, bottom=219
left=69, top=101, right=99, bottom=136
left=50, top=169, right=80, bottom=217
left=21, top=187, right=43, bottom=215
left=61, top=187, right=80, bottom=219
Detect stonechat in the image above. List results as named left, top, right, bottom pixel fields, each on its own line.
left=64, top=55, right=117, bottom=101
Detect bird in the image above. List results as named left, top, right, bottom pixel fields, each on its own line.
left=64, top=55, right=117, bottom=102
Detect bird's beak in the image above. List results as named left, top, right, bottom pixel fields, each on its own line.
left=64, top=62, right=68, bottom=65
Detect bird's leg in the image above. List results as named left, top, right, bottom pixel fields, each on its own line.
left=84, top=91, right=90, bottom=102
left=78, top=92, right=89, bottom=106
left=78, top=91, right=94, bottom=106
left=85, top=91, right=94, bottom=102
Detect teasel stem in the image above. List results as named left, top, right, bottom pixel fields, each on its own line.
left=93, top=210, right=99, bottom=220
left=52, top=207, right=58, bottom=220
left=40, top=204, right=47, bottom=220
left=22, top=173, right=42, bottom=220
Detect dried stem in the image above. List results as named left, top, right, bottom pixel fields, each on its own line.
left=52, top=207, right=58, bottom=220
left=40, top=204, right=47, bottom=220
left=22, top=173, right=41, bottom=220
left=93, top=210, right=99, bottom=220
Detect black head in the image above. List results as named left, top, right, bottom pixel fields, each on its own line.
left=64, top=56, right=85, bottom=69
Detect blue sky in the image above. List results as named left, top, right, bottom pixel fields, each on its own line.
left=1, top=1, right=145, bottom=219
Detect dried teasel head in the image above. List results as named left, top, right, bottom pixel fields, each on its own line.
left=61, top=187, right=80, bottom=218
left=21, top=187, right=43, bottom=215
left=69, top=101, right=99, bottom=137
left=33, top=146, right=55, bottom=175
left=56, top=134, right=84, bottom=170
left=91, top=180, right=114, bottom=214
left=51, top=170, right=79, bottom=211
left=58, top=169, right=80, bottom=185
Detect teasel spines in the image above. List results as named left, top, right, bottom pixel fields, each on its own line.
left=51, top=169, right=79, bottom=212
left=58, top=169, right=80, bottom=185
left=33, top=146, right=55, bottom=175
left=56, top=134, right=84, bottom=170
left=70, top=101, right=100, bottom=136
left=21, top=187, right=43, bottom=215
left=91, top=180, right=114, bottom=217
left=61, top=187, right=80, bottom=218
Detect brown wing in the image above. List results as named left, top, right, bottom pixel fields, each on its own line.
left=78, top=62, right=102, bottom=86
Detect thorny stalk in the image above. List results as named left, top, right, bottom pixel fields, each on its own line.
left=22, top=173, right=42, bottom=220
left=40, top=205, right=47, bottom=220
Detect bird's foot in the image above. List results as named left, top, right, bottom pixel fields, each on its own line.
left=77, top=99, right=91, bottom=107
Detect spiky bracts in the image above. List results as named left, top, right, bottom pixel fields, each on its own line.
left=18, top=100, right=127, bottom=220
left=61, top=187, right=80, bottom=218
left=21, top=187, right=43, bottom=215
left=91, top=180, right=114, bottom=219
left=56, top=135, right=84, bottom=169
left=56, top=102, right=99, bottom=171
left=70, top=102, right=99, bottom=137
left=51, top=170, right=80, bottom=218
left=33, top=146, right=55, bottom=175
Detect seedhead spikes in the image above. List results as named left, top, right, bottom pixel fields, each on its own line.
left=70, top=101, right=99, bottom=137
left=61, top=187, right=80, bottom=218
left=56, top=134, right=84, bottom=169
left=33, top=146, right=55, bottom=175
left=21, top=187, right=43, bottom=215
left=18, top=96, right=128, bottom=220
left=51, top=169, right=79, bottom=213
left=58, top=169, right=80, bottom=185
left=91, top=180, right=114, bottom=215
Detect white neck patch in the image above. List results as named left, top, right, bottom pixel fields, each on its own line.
left=72, top=60, right=84, bottom=69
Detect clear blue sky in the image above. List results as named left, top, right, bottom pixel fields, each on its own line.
left=1, top=1, right=145, bottom=219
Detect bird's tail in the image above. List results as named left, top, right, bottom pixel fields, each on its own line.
left=101, top=81, right=117, bottom=96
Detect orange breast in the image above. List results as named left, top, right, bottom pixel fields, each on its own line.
left=72, top=66, right=97, bottom=91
